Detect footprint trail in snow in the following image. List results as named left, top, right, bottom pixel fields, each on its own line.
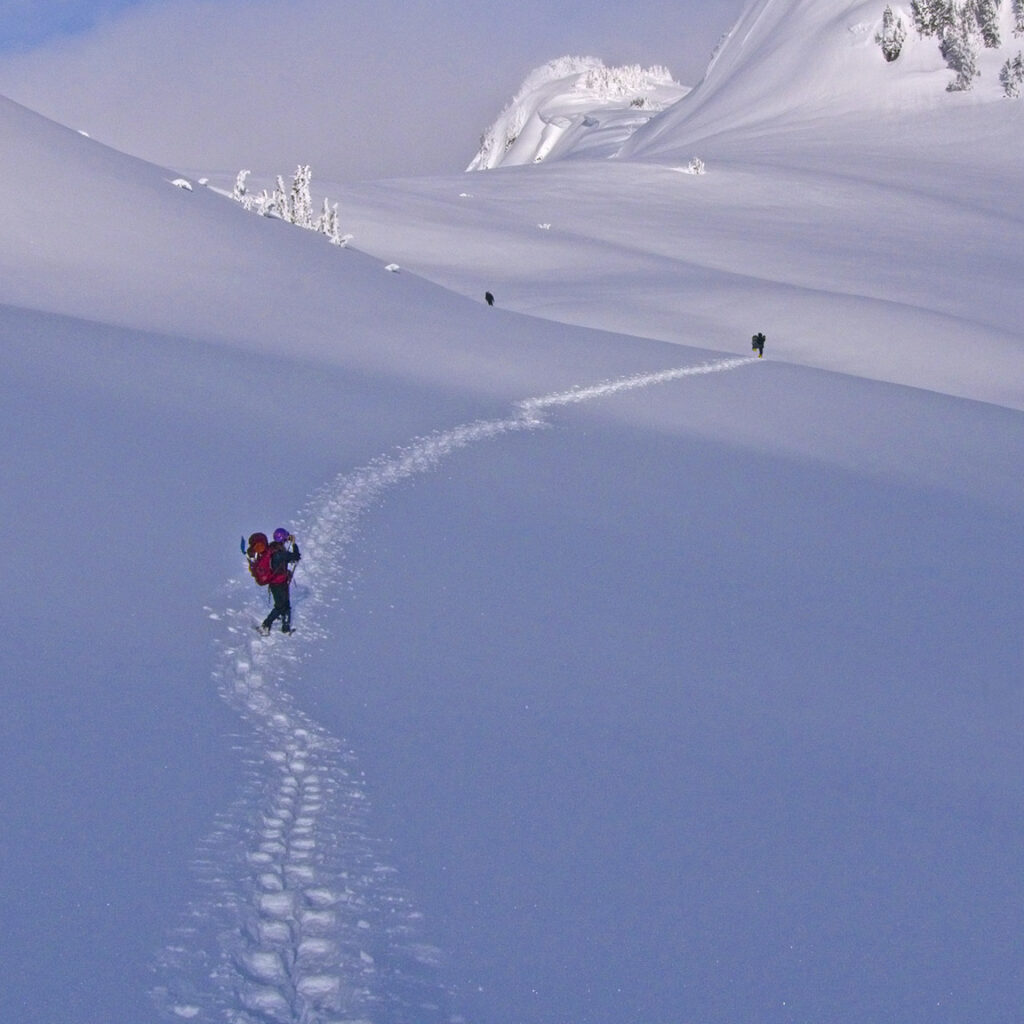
left=151, top=357, right=755, bottom=1023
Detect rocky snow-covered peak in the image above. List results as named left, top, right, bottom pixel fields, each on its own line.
left=467, top=56, right=688, bottom=170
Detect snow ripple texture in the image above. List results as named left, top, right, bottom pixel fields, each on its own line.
left=151, top=357, right=754, bottom=1024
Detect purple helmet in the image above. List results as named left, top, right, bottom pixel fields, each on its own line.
left=273, top=527, right=290, bottom=543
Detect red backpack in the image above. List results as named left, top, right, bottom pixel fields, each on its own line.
left=246, top=533, right=274, bottom=586
left=250, top=548, right=276, bottom=586
left=247, top=535, right=290, bottom=586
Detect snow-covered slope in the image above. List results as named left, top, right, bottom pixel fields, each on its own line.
left=622, top=0, right=1024, bottom=157
left=336, top=0, right=1024, bottom=411
left=467, top=56, right=687, bottom=170
left=0, top=94, right=653, bottom=399
left=340, top=134, right=1023, bottom=410
left=2, top=1, right=1023, bottom=1021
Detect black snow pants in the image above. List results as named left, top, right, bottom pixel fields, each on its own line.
left=262, top=582, right=292, bottom=632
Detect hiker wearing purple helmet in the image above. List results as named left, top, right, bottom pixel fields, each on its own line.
left=258, top=527, right=301, bottom=634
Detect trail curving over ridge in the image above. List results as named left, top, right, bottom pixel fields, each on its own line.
left=151, top=357, right=755, bottom=1024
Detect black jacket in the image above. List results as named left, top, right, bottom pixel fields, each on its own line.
left=270, top=541, right=301, bottom=575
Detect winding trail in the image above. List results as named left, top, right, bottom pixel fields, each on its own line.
left=151, top=356, right=755, bottom=1024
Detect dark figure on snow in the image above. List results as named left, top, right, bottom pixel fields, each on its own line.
left=485, top=291, right=495, bottom=306
left=752, top=331, right=766, bottom=358
left=247, top=528, right=302, bottom=634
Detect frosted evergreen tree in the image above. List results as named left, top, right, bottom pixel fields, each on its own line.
left=316, top=198, right=342, bottom=244
left=1014, top=0, right=1024, bottom=34
left=910, top=0, right=928, bottom=33
left=1000, top=51, right=1024, bottom=93
left=276, top=175, right=293, bottom=221
left=940, top=5, right=981, bottom=89
left=876, top=6, right=909, bottom=60
left=233, top=169, right=251, bottom=207
left=315, top=197, right=331, bottom=235
left=290, top=165, right=313, bottom=229
left=973, top=0, right=1002, bottom=47
left=911, top=0, right=950, bottom=35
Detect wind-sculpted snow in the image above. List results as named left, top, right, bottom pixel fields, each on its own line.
left=151, top=357, right=755, bottom=1024
left=467, top=55, right=686, bottom=170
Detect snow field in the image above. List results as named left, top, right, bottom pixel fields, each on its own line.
left=152, top=355, right=755, bottom=1023
left=4, top=2, right=1022, bottom=1018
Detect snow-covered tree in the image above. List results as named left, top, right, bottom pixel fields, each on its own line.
left=941, top=5, right=982, bottom=89
left=315, top=197, right=345, bottom=245
left=911, top=0, right=951, bottom=35
left=290, top=165, right=313, bottom=229
left=973, top=0, right=1002, bottom=47
left=1000, top=50, right=1024, bottom=93
left=876, top=6, right=909, bottom=60
left=233, top=169, right=251, bottom=206
left=263, top=175, right=287, bottom=220
left=1013, top=0, right=1024, bottom=34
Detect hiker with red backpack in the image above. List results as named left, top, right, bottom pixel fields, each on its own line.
left=245, top=528, right=301, bottom=634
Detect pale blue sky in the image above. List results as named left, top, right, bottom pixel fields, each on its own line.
left=0, top=0, right=146, bottom=52
left=0, top=0, right=745, bottom=179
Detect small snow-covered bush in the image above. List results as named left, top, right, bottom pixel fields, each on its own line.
left=876, top=6, right=908, bottom=60
left=1000, top=51, right=1024, bottom=93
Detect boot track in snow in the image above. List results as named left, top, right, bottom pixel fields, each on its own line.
left=151, top=356, right=755, bottom=1024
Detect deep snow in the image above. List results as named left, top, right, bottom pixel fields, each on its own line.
left=1, top=1, right=1022, bottom=1021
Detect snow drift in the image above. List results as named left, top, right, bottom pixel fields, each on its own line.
left=467, top=56, right=687, bottom=170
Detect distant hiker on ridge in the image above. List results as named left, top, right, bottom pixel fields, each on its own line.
left=245, top=528, right=302, bottom=634
left=752, top=331, right=766, bottom=357
left=485, top=291, right=495, bottom=306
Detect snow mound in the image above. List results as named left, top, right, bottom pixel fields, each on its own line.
left=467, top=56, right=688, bottom=170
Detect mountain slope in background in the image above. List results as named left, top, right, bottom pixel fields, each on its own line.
left=623, top=0, right=1024, bottom=155
left=337, top=0, right=1023, bottom=410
